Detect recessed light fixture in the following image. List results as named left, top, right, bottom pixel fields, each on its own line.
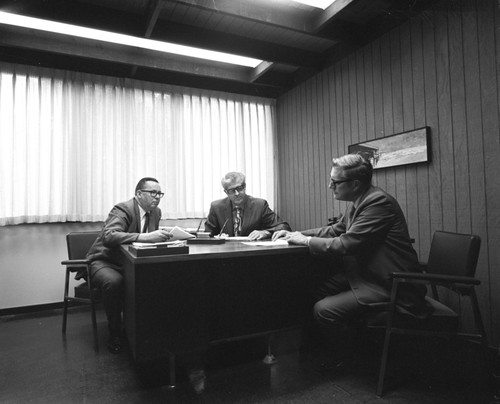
left=0, top=11, right=263, bottom=68
left=291, top=0, right=337, bottom=9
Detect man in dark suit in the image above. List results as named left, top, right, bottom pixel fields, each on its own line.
left=273, top=154, right=429, bottom=363
left=86, top=177, right=172, bottom=353
left=205, top=171, right=291, bottom=239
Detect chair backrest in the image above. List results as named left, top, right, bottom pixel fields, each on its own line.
left=426, top=230, right=481, bottom=277
left=66, top=231, right=100, bottom=260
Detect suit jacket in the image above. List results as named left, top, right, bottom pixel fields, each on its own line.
left=86, top=198, right=161, bottom=270
left=303, top=186, right=428, bottom=316
left=204, top=195, right=291, bottom=237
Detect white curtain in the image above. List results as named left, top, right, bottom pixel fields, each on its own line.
left=0, top=63, right=277, bottom=225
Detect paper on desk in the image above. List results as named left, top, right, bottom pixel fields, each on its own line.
left=226, top=236, right=251, bottom=241
left=242, top=240, right=289, bottom=247
left=169, top=226, right=195, bottom=241
left=132, top=240, right=187, bottom=248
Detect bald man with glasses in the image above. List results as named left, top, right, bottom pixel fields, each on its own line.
left=86, top=177, right=171, bottom=353
left=204, top=171, right=291, bottom=240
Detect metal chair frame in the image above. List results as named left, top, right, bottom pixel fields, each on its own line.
left=61, top=231, right=100, bottom=352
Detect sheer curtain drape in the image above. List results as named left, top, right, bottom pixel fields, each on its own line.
left=0, top=63, right=277, bottom=225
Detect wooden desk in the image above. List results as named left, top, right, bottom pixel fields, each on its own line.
left=120, top=241, right=330, bottom=366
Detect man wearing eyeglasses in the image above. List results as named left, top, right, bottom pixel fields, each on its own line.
left=86, top=177, right=171, bottom=353
left=205, top=171, right=291, bottom=240
left=273, top=154, right=429, bottom=368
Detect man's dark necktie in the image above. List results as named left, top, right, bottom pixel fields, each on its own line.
left=233, top=208, right=241, bottom=236
left=142, top=212, right=150, bottom=233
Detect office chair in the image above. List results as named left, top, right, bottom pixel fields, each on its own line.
left=61, top=231, right=101, bottom=352
left=367, top=230, right=488, bottom=397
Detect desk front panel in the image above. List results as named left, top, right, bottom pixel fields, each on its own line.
left=121, top=243, right=331, bottom=362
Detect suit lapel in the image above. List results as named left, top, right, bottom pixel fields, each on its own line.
left=133, top=199, right=142, bottom=233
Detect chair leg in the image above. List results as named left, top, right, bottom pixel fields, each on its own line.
left=168, top=352, right=176, bottom=389
left=376, top=328, right=392, bottom=397
left=262, top=334, right=277, bottom=365
left=469, top=291, right=491, bottom=371
left=90, top=300, right=99, bottom=352
left=62, top=270, right=70, bottom=334
left=87, top=280, right=99, bottom=353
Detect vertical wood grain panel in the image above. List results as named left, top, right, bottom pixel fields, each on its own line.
left=400, top=21, right=420, bottom=247
left=411, top=15, right=432, bottom=259
left=478, top=0, right=500, bottom=339
left=435, top=3, right=457, bottom=231
left=448, top=0, right=471, bottom=234
left=372, top=39, right=386, bottom=190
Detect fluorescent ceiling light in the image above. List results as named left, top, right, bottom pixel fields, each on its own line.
left=291, top=0, right=337, bottom=9
left=0, top=11, right=262, bottom=68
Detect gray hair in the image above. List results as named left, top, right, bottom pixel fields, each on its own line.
left=221, top=172, right=246, bottom=189
left=332, top=154, right=373, bottom=184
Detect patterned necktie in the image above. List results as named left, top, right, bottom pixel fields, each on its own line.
left=233, top=208, right=241, bottom=236
left=142, top=212, right=150, bottom=233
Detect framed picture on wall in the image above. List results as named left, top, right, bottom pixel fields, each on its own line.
left=348, top=127, right=431, bottom=169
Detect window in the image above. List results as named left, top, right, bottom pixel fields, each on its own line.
left=0, top=63, right=276, bottom=225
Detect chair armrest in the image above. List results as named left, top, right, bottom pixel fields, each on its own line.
left=61, top=259, right=91, bottom=266
left=391, top=271, right=480, bottom=286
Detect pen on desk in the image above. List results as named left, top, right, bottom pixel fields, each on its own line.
left=218, top=218, right=229, bottom=238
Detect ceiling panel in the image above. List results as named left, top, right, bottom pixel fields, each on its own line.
left=0, top=0, right=442, bottom=98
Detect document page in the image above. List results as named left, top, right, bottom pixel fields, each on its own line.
left=169, top=226, right=196, bottom=241
left=242, top=240, right=289, bottom=247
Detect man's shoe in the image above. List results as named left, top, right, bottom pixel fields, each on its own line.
left=107, top=336, right=123, bottom=354
left=188, top=369, right=206, bottom=394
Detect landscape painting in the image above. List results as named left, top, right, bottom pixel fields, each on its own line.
left=348, top=127, right=430, bottom=169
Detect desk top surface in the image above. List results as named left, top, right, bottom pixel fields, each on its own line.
left=120, top=240, right=309, bottom=264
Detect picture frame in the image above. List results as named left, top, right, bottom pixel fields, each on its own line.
left=348, top=127, right=431, bottom=169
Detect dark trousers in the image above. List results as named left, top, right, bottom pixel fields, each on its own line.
left=90, top=262, right=123, bottom=338
left=313, top=272, right=370, bottom=359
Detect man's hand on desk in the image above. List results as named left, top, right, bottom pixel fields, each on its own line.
left=248, top=230, right=271, bottom=241
left=272, top=230, right=310, bottom=246
left=137, top=229, right=173, bottom=243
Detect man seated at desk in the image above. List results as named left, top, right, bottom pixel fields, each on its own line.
left=273, top=154, right=430, bottom=368
left=86, top=177, right=171, bottom=353
left=205, top=171, right=291, bottom=239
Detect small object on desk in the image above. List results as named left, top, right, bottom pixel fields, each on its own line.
left=129, top=241, right=189, bottom=257
left=196, top=231, right=211, bottom=238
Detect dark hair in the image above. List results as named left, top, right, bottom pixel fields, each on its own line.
left=135, top=177, right=159, bottom=193
left=332, top=154, right=373, bottom=184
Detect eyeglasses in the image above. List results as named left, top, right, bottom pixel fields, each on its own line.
left=225, top=184, right=246, bottom=195
left=140, top=190, right=165, bottom=198
left=329, top=178, right=353, bottom=188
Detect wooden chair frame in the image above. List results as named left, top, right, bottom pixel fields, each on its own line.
left=374, top=231, right=488, bottom=397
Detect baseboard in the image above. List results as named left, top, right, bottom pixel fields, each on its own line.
left=0, top=301, right=96, bottom=320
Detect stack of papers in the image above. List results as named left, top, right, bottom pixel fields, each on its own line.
left=132, top=240, right=187, bottom=249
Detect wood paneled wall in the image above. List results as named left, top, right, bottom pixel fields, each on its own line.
left=275, top=0, right=500, bottom=343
